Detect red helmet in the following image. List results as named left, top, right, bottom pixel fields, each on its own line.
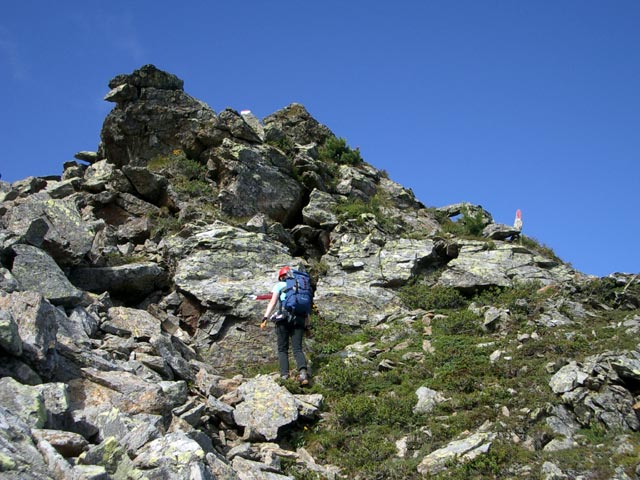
left=278, top=266, right=290, bottom=280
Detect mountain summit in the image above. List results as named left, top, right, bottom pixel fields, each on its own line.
left=0, top=65, right=638, bottom=479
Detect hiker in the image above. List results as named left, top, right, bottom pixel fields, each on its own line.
left=261, top=266, right=310, bottom=385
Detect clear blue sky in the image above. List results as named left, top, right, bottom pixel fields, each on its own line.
left=2, top=1, right=639, bottom=277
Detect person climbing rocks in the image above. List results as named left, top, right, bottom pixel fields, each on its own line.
left=261, top=266, right=310, bottom=386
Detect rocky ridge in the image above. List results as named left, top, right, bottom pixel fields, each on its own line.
left=0, top=64, right=638, bottom=479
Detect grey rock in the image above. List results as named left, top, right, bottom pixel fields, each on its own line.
left=107, top=306, right=162, bottom=340
left=482, top=222, right=521, bottom=240
left=0, top=356, right=42, bottom=385
left=93, top=408, right=163, bottom=454
left=218, top=108, right=262, bottom=143
left=0, top=405, right=52, bottom=479
left=74, top=151, right=100, bottom=163
left=104, top=82, right=138, bottom=103
left=263, top=102, right=333, bottom=147
left=83, top=159, right=133, bottom=193
left=541, top=461, right=568, bottom=480
left=11, top=244, right=84, bottom=306
left=151, top=335, right=196, bottom=382
left=68, top=306, right=100, bottom=338
left=34, top=382, right=72, bottom=430
left=0, top=266, right=20, bottom=293
left=71, top=368, right=176, bottom=416
left=0, top=376, right=46, bottom=428
left=233, top=375, right=300, bottom=441
left=5, top=193, right=94, bottom=267
left=413, top=386, right=447, bottom=414
left=132, top=431, right=208, bottom=474
left=549, top=351, right=640, bottom=432
left=69, top=261, right=167, bottom=302
left=45, top=178, right=79, bottom=199
left=108, top=64, right=184, bottom=91
left=438, top=240, right=578, bottom=292
left=231, top=456, right=293, bottom=480
left=122, top=165, right=169, bottom=203
left=0, top=291, right=59, bottom=378
left=102, top=67, right=216, bottom=168
left=240, top=110, right=265, bottom=141
left=436, top=202, right=493, bottom=224
left=417, top=430, right=497, bottom=475
left=0, top=307, right=22, bottom=356
left=32, top=428, right=89, bottom=457
left=302, top=189, right=338, bottom=228
left=78, top=436, right=129, bottom=475
left=315, top=233, right=436, bottom=326
left=214, top=142, right=304, bottom=224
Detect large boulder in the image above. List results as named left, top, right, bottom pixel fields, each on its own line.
left=211, top=142, right=305, bottom=225
left=10, top=244, right=84, bottom=306
left=263, top=103, right=333, bottom=146
left=0, top=291, right=60, bottom=378
left=437, top=241, right=578, bottom=292
left=68, top=368, right=185, bottom=417
left=101, top=65, right=219, bottom=167
left=4, top=193, right=95, bottom=267
left=233, top=375, right=301, bottom=441
left=69, top=261, right=168, bottom=303
left=302, top=189, right=339, bottom=229
left=316, top=228, right=441, bottom=326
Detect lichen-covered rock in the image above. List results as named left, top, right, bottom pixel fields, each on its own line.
left=302, top=189, right=338, bottom=229
left=0, top=306, right=22, bottom=356
left=0, top=406, right=53, bottom=479
left=438, top=240, right=579, bottom=291
left=0, top=377, right=47, bottom=428
left=315, top=232, right=439, bottom=326
left=0, top=291, right=59, bottom=378
left=10, top=244, right=84, bottom=306
left=417, top=430, right=497, bottom=475
left=5, top=193, right=95, bottom=266
left=131, top=431, right=207, bottom=473
left=233, top=375, right=301, bottom=441
left=549, top=351, right=640, bottom=432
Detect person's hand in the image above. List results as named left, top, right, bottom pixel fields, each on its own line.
left=260, top=317, right=268, bottom=329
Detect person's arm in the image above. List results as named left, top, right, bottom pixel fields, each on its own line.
left=263, top=293, right=278, bottom=320
left=260, top=288, right=279, bottom=329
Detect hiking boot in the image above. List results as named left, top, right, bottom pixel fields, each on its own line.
left=298, top=369, right=309, bottom=386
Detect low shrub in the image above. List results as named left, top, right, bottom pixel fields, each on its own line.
left=333, top=192, right=396, bottom=232
left=398, top=284, right=466, bottom=311
left=148, top=149, right=210, bottom=198
left=318, top=136, right=363, bottom=165
left=439, top=206, right=487, bottom=238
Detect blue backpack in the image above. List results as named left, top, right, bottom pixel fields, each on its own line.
left=282, top=270, right=313, bottom=316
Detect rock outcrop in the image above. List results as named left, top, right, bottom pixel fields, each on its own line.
left=0, top=64, right=637, bottom=479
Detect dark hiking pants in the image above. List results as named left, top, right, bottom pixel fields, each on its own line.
left=276, top=319, right=307, bottom=377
